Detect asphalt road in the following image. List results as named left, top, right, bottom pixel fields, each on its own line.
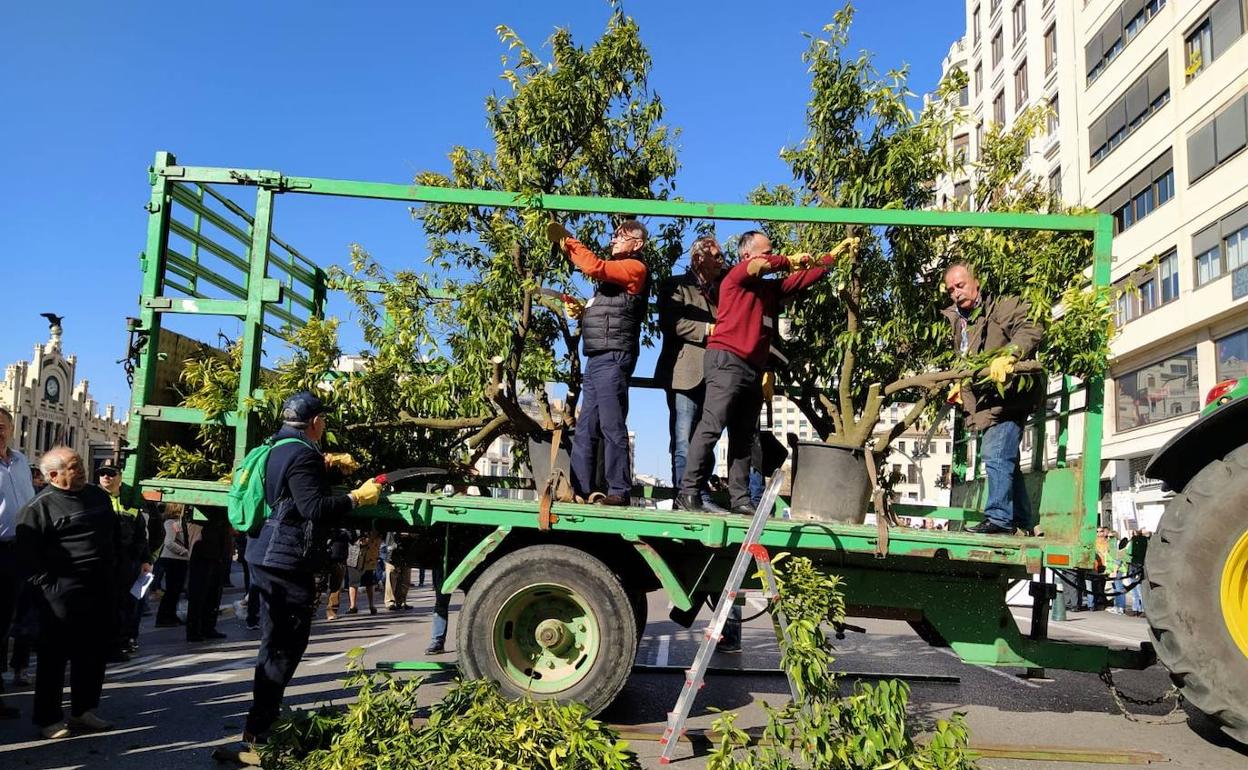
left=1, top=572, right=1245, bottom=770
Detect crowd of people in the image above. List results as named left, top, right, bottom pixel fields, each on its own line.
left=1062, top=526, right=1152, bottom=616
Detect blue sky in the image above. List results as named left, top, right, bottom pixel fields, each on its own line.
left=0, top=1, right=962, bottom=477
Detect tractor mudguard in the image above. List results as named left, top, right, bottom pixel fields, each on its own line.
left=1147, top=395, right=1248, bottom=492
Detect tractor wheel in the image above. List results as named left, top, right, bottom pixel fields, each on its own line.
left=1144, top=444, right=1248, bottom=743
left=456, top=544, right=637, bottom=715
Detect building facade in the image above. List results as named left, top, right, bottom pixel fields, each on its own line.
left=0, top=323, right=127, bottom=467
left=936, top=0, right=1248, bottom=527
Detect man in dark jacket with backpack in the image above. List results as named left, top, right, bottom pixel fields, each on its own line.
left=223, top=392, right=379, bottom=760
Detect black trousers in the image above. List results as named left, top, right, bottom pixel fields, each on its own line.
left=156, top=558, right=188, bottom=623
left=246, top=564, right=316, bottom=736
left=186, top=556, right=225, bottom=639
left=0, top=541, right=18, bottom=680
left=680, top=348, right=763, bottom=509
left=33, top=587, right=109, bottom=727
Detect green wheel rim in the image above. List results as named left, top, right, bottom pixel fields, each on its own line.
left=491, top=583, right=601, bottom=694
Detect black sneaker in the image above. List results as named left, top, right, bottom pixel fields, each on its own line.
left=715, top=641, right=743, bottom=654
left=968, top=520, right=1016, bottom=535
left=425, top=641, right=446, bottom=655
left=730, top=504, right=756, bottom=516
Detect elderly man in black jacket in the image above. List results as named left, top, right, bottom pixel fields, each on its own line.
left=234, top=392, right=379, bottom=751
left=657, top=235, right=726, bottom=508
left=17, top=446, right=118, bottom=739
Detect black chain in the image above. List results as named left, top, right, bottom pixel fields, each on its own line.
left=1098, top=670, right=1186, bottom=724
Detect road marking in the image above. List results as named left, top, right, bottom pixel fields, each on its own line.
left=1010, top=612, right=1145, bottom=646
left=112, top=652, right=235, bottom=680
left=936, top=648, right=1041, bottom=688
left=309, top=632, right=406, bottom=667
left=654, top=634, right=671, bottom=667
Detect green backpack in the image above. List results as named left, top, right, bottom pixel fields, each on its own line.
left=227, top=437, right=306, bottom=535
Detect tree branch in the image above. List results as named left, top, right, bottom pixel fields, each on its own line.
left=883, top=360, right=1043, bottom=396
left=346, top=414, right=493, bottom=431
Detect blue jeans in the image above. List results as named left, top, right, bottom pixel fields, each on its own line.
left=572, top=351, right=637, bottom=497
left=668, top=387, right=704, bottom=490
left=749, top=468, right=764, bottom=508
left=981, top=419, right=1031, bottom=530
left=430, top=565, right=450, bottom=645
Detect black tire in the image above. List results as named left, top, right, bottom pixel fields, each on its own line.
left=456, top=544, right=637, bottom=715
left=1144, top=443, right=1248, bottom=744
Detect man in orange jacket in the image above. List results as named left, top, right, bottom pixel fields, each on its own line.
left=550, top=219, right=649, bottom=506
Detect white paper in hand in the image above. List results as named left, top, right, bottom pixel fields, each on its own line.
left=130, top=571, right=155, bottom=600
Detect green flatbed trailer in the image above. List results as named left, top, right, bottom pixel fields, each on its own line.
left=123, top=151, right=1156, bottom=717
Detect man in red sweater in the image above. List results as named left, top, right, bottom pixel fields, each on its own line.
left=549, top=219, right=649, bottom=506
left=676, top=230, right=851, bottom=514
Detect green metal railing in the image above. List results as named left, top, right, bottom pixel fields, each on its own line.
left=124, top=150, right=1114, bottom=568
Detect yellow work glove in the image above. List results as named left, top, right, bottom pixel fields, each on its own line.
left=988, top=354, right=1017, bottom=385
left=323, top=452, right=360, bottom=474
left=946, top=382, right=963, bottom=405
left=349, top=479, right=382, bottom=508
left=785, top=252, right=813, bottom=271
left=762, top=371, right=776, bottom=401
left=563, top=296, right=584, bottom=320
left=547, top=220, right=573, bottom=253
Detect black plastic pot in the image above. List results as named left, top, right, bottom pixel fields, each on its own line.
left=788, top=441, right=871, bottom=523
left=527, top=431, right=573, bottom=482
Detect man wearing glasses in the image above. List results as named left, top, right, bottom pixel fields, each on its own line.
left=549, top=219, right=649, bottom=506
left=677, top=231, right=854, bottom=514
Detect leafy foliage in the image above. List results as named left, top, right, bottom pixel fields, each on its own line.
left=260, top=649, right=639, bottom=770
left=708, top=556, right=977, bottom=770
left=757, top=4, right=1112, bottom=452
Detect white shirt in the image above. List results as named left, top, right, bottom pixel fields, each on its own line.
left=0, top=448, right=36, bottom=541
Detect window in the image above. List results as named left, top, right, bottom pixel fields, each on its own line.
left=897, top=440, right=907, bottom=454
left=907, top=465, right=920, bottom=484
left=1159, top=251, right=1179, bottom=304
left=991, top=0, right=1002, bottom=14
left=992, top=28, right=1004, bottom=67
left=1229, top=223, right=1248, bottom=272
left=1187, top=92, right=1248, bottom=184
left=1194, top=205, right=1248, bottom=287
left=973, top=5, right=982, bottom=44
left=1197, top=244, right=1223, bottom=285
left=1138, top=278, right=1157, bottom=314
left=1184, top=0, right=1244, bottom=81
left=1012, top=1, right=1027, bottom=42
left=1046, top=94, right=1059, bottom=135
left=1014, top=60, right=1028, bottom=109
left=993, top=90, right=1005, bottom=124
left=1115, top=289, right=1136, bottom=327
left=1086, top=0, right=1167, bottom=84
left=1115, top=348, right=1199, bottom=432
left=1088, top=54, right=1168, bottom=166
left=1216, top=328, right=1248, bottom=382
left=1048, top=166, right=1062, bottom=197
left=1156, top=169, right=1174, bottom=205
left=974, top=63, right=983, bottom=95
left=959, top=81, right=970, bottom=107
left=1044, top=24, right=1057, bottom=73
left=975, top=121, right=985, bottom=158
left=1187, top=19, right=1213, bottom=79
left=19, top=416, right=27, bottom=451
left=953, top=133, right=970, bottom=163
left=1098, top=149, right=1173, bottom=234
left=954, top=181, right=972, bottom=207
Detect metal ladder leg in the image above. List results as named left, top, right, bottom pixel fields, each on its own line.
left=658, top=474, right=795, bottom=763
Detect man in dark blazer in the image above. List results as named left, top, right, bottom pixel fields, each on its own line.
left=657, top=236, right=726, bottom=507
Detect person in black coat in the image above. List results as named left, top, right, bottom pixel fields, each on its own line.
left=230, top=392, right=379, bottom=753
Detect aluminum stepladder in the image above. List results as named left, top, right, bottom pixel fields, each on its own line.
left=658, top=473, right=800, bottom=764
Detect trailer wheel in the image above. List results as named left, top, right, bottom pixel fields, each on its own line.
left=456, top=544, right=637, bottom=715
left=1144, top=444, right=1248, bottom=743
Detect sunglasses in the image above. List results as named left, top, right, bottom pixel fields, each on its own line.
left=99, top=470, right=119, bottom=478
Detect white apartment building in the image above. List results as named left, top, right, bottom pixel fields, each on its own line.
left=937, top=0, right=1248, bottom=527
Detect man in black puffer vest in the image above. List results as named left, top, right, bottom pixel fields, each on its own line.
left=233, top=392, right=379, bottom=754
left=549, top=218, right=649, bottom=506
